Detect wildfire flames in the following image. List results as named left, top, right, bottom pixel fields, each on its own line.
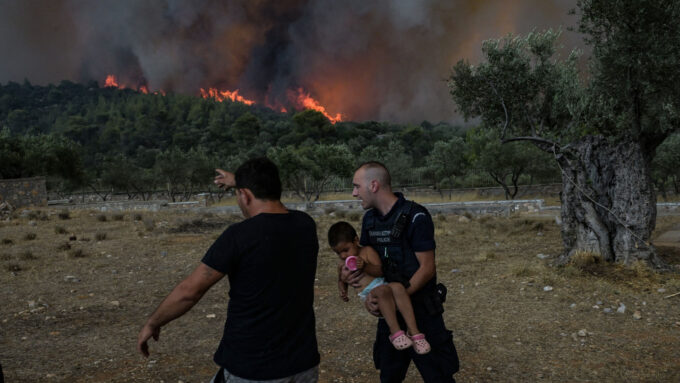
left=200, top=88, right=255, bottom=105
left=104, top=74, right=343, bottom=123
left=104, top=74, right=150, bottom=94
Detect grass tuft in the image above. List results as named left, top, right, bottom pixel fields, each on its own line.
left=58, top=210, right=70, bottom=220
left=20, top=251, right=37, bottom=260
left=24, top=233, right=37, bottom=241
left=1, top=238, right=13, bottom=245
left=69, top=249, right=87, bottom=258
left=57, top=242, right=71, bottom=251
left=95, top=232, right=107, bottom=241
left=96, top=214, right=107, bottom=222
left=112, top=214, right=124, bottom=221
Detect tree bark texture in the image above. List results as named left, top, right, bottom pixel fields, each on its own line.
left=556, top=135, right=666, bottom=268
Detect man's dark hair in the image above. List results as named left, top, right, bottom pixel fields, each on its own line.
left=357, top=161, right=392, bottom=187
left=235, top=157, right=282, bottom=200
left=328, top=221, right=358, bottom=248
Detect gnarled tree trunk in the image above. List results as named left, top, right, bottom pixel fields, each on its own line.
left=556, top=135, right=666, bottom=268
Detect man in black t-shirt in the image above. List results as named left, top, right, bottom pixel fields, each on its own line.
left=137, top=158, right=320, bottom=382
left=347, top=161, right=459, bottom=383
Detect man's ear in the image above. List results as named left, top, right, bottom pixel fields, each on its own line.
left=240, top=188, right=254, bottom=206
left=369, top=179, right=379, bottom=193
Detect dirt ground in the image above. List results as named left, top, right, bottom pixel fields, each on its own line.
left=1, top=206, right=679, bottom=382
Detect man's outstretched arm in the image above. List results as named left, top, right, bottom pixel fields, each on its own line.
left=137, top=263, right=224, bottom=357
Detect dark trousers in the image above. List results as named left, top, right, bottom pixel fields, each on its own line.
left=372, top=305, right=459, bottom=383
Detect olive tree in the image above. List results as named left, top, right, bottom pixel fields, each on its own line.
left=449, top=0, right=680, bottom=267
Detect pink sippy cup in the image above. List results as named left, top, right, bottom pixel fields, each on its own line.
left=345, top=255, right=358, bottom=271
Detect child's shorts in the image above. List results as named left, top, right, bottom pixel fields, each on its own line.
left=358, top=277, right=387, bottom=302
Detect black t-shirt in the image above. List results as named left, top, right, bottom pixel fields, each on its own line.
left=202, top=210, right=320, bottom=380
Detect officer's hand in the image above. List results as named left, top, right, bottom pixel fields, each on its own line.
left=345, top=269, right=364, bottom=288
left=364, top=293, right=380, bottom=317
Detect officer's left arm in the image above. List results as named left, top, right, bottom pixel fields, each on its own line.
left=406, top=250, right=436, bottom=296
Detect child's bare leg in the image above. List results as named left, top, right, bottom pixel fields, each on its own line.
left=388, top=282, right=420, bottom=335
left=369, top=285, right=402, bottom=335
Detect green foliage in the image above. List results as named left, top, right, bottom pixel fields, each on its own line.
left=269, top=143, right=354, bottom=201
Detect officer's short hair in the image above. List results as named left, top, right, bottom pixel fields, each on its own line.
left=357, top=161, right=391, bottom=187
left=328, top=221, right=357, bottom=248
left=235, top=157, right=282, bottom=201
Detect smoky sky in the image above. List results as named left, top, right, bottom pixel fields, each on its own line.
left=0, top=0, right=581, bottom=123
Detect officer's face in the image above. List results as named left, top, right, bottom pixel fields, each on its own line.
left=352, top=168, right=373, bottom=210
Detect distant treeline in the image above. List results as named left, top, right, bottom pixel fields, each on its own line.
left=9, top=80, right=678, bottom=201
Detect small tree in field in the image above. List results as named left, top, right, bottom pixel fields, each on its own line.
left=449, top=0, right=680, bottom=267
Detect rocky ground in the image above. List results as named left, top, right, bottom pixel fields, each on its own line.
left=1, top=207, right=679, bottom=382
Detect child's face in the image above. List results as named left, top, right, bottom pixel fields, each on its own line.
left=332, top=238, right=360, bottom=261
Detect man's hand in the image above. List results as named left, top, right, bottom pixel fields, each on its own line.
left=137, top=323, right=161, bottom=357
left=214, top=169, right=236, bottom=189
left=364, top=293, right=380, bottom=317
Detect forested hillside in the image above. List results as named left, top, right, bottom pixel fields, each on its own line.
left=0, top=80, right=617, bottom=200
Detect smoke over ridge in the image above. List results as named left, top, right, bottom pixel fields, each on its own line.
left=0, top=0, right=579, bottom=123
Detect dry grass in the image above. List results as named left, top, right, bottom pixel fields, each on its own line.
left=0, top=209, right=678, bottom=382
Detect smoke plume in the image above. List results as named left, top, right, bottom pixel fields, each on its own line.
left=0, top=0, right=580, bottom=123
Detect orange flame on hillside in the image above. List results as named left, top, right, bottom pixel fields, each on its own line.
left=103, top=74, right=157, bottom=94
left=104, top=75, right=343, bottom=123
left=200, top=88, right=255, bottom=105
left=289, top=88, right=342, bottom=123
left=104, top=74, right=119, bottom=88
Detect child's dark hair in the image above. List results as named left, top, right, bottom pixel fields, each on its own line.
left=328, top=221, right=357, bottom=248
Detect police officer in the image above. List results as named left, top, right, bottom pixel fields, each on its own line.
left=349, top=161, right=459, bottom=383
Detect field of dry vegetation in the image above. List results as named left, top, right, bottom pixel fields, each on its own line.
left=1, top=205, right=679, bottom=382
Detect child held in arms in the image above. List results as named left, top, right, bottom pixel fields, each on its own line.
left=328, top=221, right=430, bottom=354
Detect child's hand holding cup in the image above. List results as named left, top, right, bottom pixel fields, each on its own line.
left=345, top=256, right=363, bottom=271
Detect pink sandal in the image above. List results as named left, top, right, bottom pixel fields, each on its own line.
left=410, top=333, right=431, bottom=354
left=389, top=330, right=413, bottom=350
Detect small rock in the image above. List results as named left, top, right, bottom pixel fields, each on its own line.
left=592, top=305, right=600, bottom=309
left=486, top=367, right=492, bottom=371
left=160, top=251, right=168, bottom=257
left=110, top=300, right=120, bottom=307
left=64, top=275, right=80, bottom=283
left=537, top=253, right=549, bottom=259
left=537, top=232, right=544, bottom=236
left=458, top=216, right=470, bottom=223
left=596, top=300, right=603, bottom=305
left=543, top=286, right=553, bottom=292
left=46, top=373, right=56, bottom=378
left=28, top=300, right=36, bottom=309
left=577, top=329, right=587, bottom=337
left=633, top=311, right=642, bottom=320
left=657, top=288, right=666, bottom=293
left=617, top=303, right=626, bottom=314
left=450, top=268, right=461, bottom=273
left=206, top=314, right=216, bottom=318
left=570, top=303, right=577, bottom=309
left=29, top=220, right=37, bottom=226
left=603, top=308, right=612, bottom=313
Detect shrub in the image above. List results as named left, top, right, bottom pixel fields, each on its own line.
left=20, top=251, right=37, bottom=260
left=58, top=210, right=70, bottom=220
left=96, top=214, right=107, bottom=222
left=133, top=213, right=143, bottom=221
left=7, top=264, right=21, bottom=272
left=348, top=212, right=361, bottom=221
left=1, top=238, right=13, bottom=245
left=24, top=233, right=37, bottom=241
left=57, top=242, right=71, bottom=251
left=69, top=249, right=87, bottom=258
left=95, top=232, right=107, bottom=241
left=54, top=226, right=68, bottom=234
left=569, top=251, right=602, bottom=269
left=112, top=214, right=124, bottom=221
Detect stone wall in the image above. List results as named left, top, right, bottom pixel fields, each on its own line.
left=0, top=177, right=47, bottom=208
